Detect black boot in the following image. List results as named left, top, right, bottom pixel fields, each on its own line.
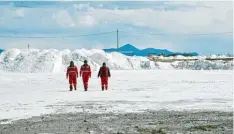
left=69, top=85, right=73, bottom=91
left=102, top=87, right=104, bottom=91
left=84, top=88, right=87, bottom=91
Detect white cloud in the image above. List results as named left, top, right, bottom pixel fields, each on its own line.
left=73, top=3, right=91, bottom=10
left=77, top=15, right=96, bottom=27
left=0, top=2, right=232, bottom=38
left=52, top=10, right=75, bottom=28
left=65, top=2, right=232, bottom=33
left=5, top=2, right=230, bottom=34
left=15, top=8, right=24, bottom=17
left=51, top=7, right=97, bottom=27
left=0, top=38, right=84, bottom=50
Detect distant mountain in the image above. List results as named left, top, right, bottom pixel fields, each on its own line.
left=118, top=44, right=140, bottom=52
left=0, top=49, right=3, bottom=54
left=104, top=44, right=198, bottom=56
left=140, top=48, right=173, bottom=56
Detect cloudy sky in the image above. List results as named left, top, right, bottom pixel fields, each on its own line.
left=0, top=1, right=233, bottom=55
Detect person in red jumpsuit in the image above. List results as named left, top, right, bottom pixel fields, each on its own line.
left=80, top=60, right=91, bottom=91
left=98, top=62, right=111, bottom=91
left=66, top=61, right=78, bottom=91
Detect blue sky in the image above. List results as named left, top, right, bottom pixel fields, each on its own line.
left=0, top=1, right=233, bottom=55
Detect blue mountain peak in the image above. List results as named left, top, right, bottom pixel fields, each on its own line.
left=119, top=44, right=139, bottom=51
left=104, top=44, right=198, bottom=56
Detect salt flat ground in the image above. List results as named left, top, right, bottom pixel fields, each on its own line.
left=0, top=70, right=232, bottom=122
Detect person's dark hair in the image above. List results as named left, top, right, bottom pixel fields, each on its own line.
left=103, top=62, right=106, bottom=66
left=70, top=61, right=74, bottom=67
left=84, top=60, right=88, bottom=64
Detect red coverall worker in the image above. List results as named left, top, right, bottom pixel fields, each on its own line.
left=80, top=60, right=91, bottom=91
left=98, top=62, right=111, bottom=91
left=66, top=61, right=78, bottom=91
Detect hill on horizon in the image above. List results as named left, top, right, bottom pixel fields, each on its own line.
left=104, top=44, right=199, bottom=56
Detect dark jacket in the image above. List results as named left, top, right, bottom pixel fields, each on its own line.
left=98, top=66, right=111, bottom=77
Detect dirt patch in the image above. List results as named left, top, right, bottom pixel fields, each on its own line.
left=0, top=110, right=233, bottom=134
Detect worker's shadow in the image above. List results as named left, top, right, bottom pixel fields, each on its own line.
left=46, top=89, right=103, bottom=92
left=46, top=90, right=73, bottom=92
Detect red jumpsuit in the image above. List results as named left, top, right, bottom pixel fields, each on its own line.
left=98, top=66, right=111, bottom=90
left=66, top=66, right=78, bottom=89
left=80, top=64, right=91, bottom=90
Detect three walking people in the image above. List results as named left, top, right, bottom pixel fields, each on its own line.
left=66, top=60, right=111, bottom=91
